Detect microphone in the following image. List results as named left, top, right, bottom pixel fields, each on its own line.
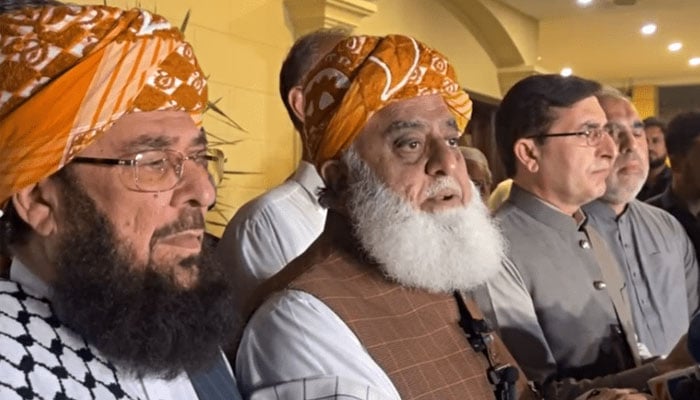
left=687, top=313, right=700, bottom=363
left=491, top=365, right=518, bottom=400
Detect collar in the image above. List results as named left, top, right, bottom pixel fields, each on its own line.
left=9, top=258, right=52, bottom=299
left=583, top=199, right=627, bottom=222
left=507, top=184, right=587, bottom=232
left=291, top=161, right=325, bottom=207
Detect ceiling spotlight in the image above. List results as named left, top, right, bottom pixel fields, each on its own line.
left=576, top=0, right=593, bottom=6
left=689, top=57, right=700, bottom=67
left=560, top=67, right=573, bottom=77
left=641, top=23, right=657, bottom=35
left=668, top=42, right=683, bottom=52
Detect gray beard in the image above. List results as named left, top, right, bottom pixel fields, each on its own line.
left=342, top=148, right=506, bottom=293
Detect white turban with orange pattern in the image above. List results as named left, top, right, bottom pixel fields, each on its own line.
left=302, top=34, right=472, bottom=168
left=0, top=4, right=207, bottom=206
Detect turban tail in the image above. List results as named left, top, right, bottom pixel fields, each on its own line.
left=302, top=35, right=473, bottom=168
left=0, top=5, right=208, bottom=205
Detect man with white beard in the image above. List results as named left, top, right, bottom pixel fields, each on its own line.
left=583, top=88, right=699, bottom=359
left=235, top=34, right=538, bottom=400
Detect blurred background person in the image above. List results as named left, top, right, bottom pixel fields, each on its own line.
left=637, top=117, right=671, bottom=200
left=460, top=146, right=493, bottom=199
left=648, top=111, right=700, bottom=257
left=216, top=29, right=346, bottom=313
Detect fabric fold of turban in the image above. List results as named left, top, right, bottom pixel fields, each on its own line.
left=302, top=34, right=473, bottom=168
left=0, top=4, right=208, bottom=206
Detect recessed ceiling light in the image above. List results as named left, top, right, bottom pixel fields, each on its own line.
left=641, top=23, right=657, bottom=35
left=577, top=0, right=593, bottom=6
left=560, top=67, right=573, bottom=77
left=668, top=42, right=683, bottom=52
left=689, top=57, right=700, bottom=67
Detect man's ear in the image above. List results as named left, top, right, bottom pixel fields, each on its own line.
left=12, top=180, right=61, bottom=237
left=513, top=138, right=541, bottom=174
left=319, top=158, right=349, bottom=211
left=288, top=85, right=305, bottom=123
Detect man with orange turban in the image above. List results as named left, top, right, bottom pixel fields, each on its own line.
left=0, top=1, right=240, bottom=399
left=235, top=34, right=537, bottom=400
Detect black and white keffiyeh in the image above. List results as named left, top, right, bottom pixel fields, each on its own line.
left=0, top=279, right=137, bottom=400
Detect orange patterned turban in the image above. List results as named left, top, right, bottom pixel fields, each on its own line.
left=0, top=4, right=207, bottom=206
left=302, top=34, right=472, bottom=168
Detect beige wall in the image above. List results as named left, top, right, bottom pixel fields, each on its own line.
left=72, top=0, right=522, bottom=236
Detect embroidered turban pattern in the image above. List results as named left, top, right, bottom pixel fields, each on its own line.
left=302, top=34, right=473, bottom=168
left=0, top=4, right=208, bottom=205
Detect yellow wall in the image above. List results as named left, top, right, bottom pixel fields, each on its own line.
left=631, top=85, right=658, bottom=119
left=480, top=0, right=538, bottom=67
left=72, top=0, right=513, bottom=236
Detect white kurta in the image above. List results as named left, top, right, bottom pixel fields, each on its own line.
left=215, top=161, right=327, bottom=311
left=0, top=260, right=198, bottom=400
left=236, top=289, right=400, bottom=400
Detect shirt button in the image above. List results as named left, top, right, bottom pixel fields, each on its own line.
left=579, top=240, right=591, bottom=249
left=593, top=281, right=607, bottom=290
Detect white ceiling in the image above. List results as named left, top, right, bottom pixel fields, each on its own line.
left=499, top=0, right=700, bottom=20
left=496, top=0, right=700, bottom=86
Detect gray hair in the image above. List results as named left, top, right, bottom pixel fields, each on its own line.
left=1, top=0, right=63, bottom=12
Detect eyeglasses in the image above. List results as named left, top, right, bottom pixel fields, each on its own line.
left=72, top=148, right=225, bottom=192
left=526, top=125, right=617, bottom=147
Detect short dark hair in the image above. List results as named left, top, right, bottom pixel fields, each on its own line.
left=0, top=167, right=72, bottom=257
left=0, top=200, right=29, bottom=257
left=495, top=74, right=602, bottom=177
left=1, top=0, right=62, bottom=12
left=666, top=111, right=700, bottom=157
left=643, top=116, right=667, bottom=135
left=279, top=29, right=347, bottom=132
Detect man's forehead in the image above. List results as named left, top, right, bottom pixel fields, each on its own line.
left=84, top=111, right=204, bottom=154
left=550, top=96, right=606, bottom=125
left=374, top=95, right=454, bottom=124
left=600, top=98, right=639, bottom=120
left=645, top=126, right=664, bottom=135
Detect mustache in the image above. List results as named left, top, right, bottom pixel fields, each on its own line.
left=425, top=176, right=463, bottom=198
left=151, top=211, right=205, bottom=243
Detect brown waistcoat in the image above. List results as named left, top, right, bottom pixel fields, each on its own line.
left=253, top=213, right=537, bottom=400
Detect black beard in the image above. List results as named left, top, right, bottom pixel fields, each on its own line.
left=649, top=157, right=666, bottom=169
left=50, top=172, right=238, bottom=379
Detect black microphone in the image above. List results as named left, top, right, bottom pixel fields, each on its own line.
left=687, top=313, right=700, bottom=363
left=491, top=365, right=519, bottom=400
left=501, top=366, right=519, bottom=400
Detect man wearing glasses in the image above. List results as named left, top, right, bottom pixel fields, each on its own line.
left=0, top=1, right=239, bottom=399
left=479, top=74, right=693, bottom=399
left=584, top=88, right=699, bottom=362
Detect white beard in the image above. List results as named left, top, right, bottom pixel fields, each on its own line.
left=343, top=149, right=506, bottom=293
